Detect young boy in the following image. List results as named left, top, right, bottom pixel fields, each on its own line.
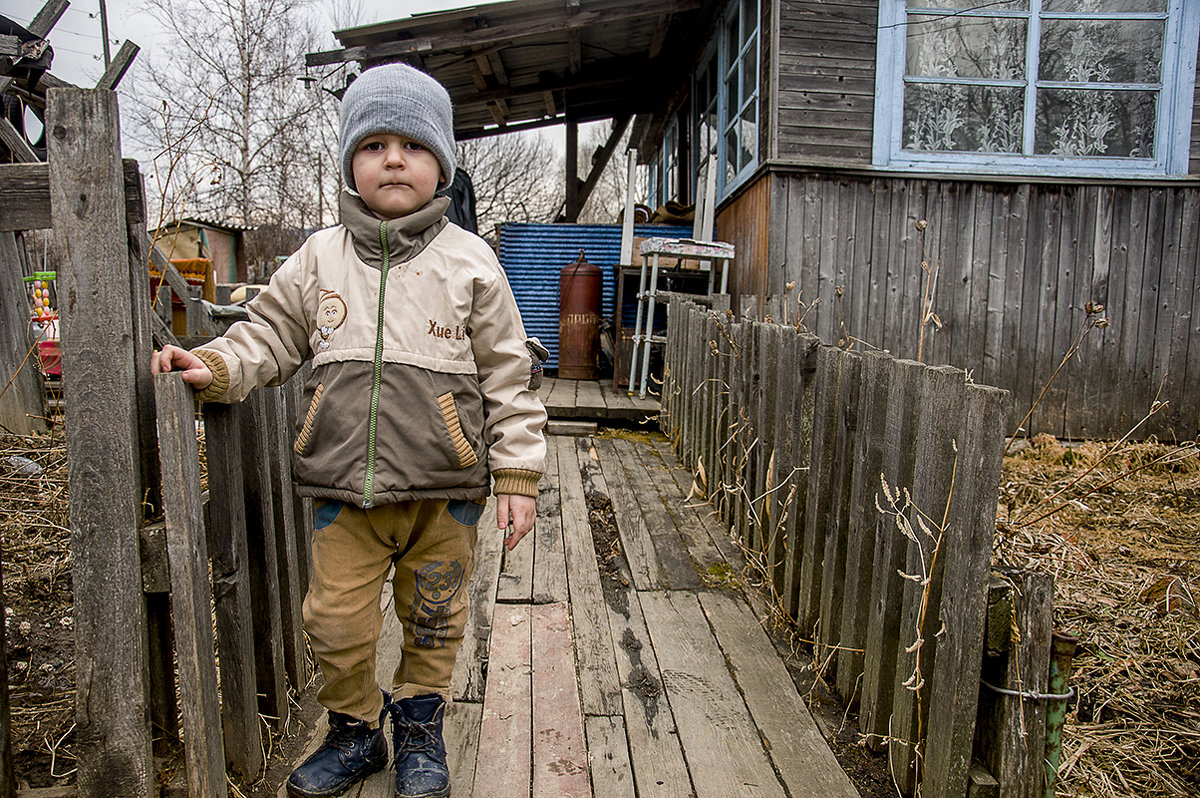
left=152, top=63, right=547, bottom=798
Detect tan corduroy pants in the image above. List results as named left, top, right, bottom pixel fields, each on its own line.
left=303, top=497, right=483, bottom=724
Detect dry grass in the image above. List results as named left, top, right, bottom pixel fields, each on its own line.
left=995, top=435, right=1200, bottom=798
left=0, top=427, right=76, bottom=787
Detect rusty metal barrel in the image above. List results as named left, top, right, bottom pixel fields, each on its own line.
left=558, top=249, right=602, bottom=379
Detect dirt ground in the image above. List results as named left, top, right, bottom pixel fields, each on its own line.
left=2, top=425, right=1197, bottom=796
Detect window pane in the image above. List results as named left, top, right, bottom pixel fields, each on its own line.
left=1044, top=0, right=1164, bottom=11
left=726, top=70, right=738, bottom=115
left=739, top=103, right=757, bottom=169
left=904, top=83, right=1025, bottom=152
left=742, top=0, right=758, bottom=43
left=726, top=18, right=739, bottom=68
left=919, top=0, right=1026, bottom=9
left=1035, top=88, right=1156, bottom=156
left=741, top=47, right=757, bottom=107
left=1039, top=20, right=1163, bottom=84
left=725, top=128, right=738, bottom=184
left=907, top=14, right=1027, bottom=79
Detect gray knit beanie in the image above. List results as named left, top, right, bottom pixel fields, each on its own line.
left=339, top=63, right=457, bottom=191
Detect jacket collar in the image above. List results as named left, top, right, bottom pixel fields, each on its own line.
left=339, top=190, right=450, bottom=269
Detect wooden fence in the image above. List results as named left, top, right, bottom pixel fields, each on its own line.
left=0, top=85, right=310, bottom=796
left=661, top=295, right=1063, bottom=798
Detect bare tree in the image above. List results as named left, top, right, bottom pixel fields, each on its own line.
left=576, top=120, right=642, bottom=224
left=456, top=130, right=563, bottom=237
left=131, top=0, right=325, bottom=229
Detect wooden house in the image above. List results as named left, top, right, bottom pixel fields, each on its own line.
left=309, top=0, right=1200, bottom=440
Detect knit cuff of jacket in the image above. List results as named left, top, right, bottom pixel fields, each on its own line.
left=190, top=348, right=230, bottom=402
left=492, top=469, right=541, bottom=498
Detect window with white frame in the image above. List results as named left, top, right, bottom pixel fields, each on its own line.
left=648, top=119, right=679, bottom=208
left=693, top=47, right=720, bottom=198
left=689, top=0, right=760, bottom=200
left=874, top=0, right=1199, bottom=176
left=721, top=0, right=760, bottom=191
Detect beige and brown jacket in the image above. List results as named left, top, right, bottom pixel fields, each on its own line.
left=192, top=193, right=546, bottom=507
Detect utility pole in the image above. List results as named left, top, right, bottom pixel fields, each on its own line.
left=98, top=0, right=111, bottom=66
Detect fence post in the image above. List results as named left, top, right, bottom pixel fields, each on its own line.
left=202, top=402, right=265, bottom=780
left=889, top=364, right=968, bottom=794
left=922, top=384, right=1008, bottom=796
left=859, top=358, right=925, bottom=750
left=796, top=345, right=842, bottom=637
left=264, top=385, right=310, bottom=692
left=974, top=569, right=1054, bottom=797
left=47, top=86, right=153, bottom=797
left=836, top=350, right=894, bottom=703
left=154, top=373, right=227, bottom=796
left=240, top=389, right=290, bottom=727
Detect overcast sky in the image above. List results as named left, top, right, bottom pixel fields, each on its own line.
left=0, top=0, right=486, bottom=87
left=0, top=0, right=513, bottom=156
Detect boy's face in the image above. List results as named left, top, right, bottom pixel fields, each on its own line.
left=352, top=133, right=444, bottom=220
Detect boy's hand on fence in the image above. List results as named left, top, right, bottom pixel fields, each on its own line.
left=151, top=345, right=214, bottom=389
left=497, top=493, right=536, bottom=551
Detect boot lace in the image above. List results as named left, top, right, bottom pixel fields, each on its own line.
left=393, top=718, right=444, bottom=764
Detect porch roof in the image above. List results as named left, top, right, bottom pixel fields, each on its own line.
left=305, top=0, right=718, bottom=142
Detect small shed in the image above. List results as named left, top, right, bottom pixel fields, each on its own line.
left=151, top=217, right=252, bottom=284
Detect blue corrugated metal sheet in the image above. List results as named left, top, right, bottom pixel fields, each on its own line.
left=498, top=223, right=692, bottom=368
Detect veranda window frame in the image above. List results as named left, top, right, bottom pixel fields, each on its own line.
left=872, top=0, right=1200, bottom=177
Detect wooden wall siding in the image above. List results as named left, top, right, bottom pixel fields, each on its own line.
left=774, top=0, right=876, bottom=166
left=716, top=175, right=773, bottom=306
left=768, top=171, right=1200, bottom=441
left=1192, top=55, right=1200, bottom=175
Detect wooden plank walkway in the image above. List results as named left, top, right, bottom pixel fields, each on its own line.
left=278, top=433, right=859, bottom=798
left=537, top=377, right=659, bottom=422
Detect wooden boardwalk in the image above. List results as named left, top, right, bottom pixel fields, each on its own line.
left=537, top=377, right=659, bottom=422
left=280, top=433, right=858, bottom=798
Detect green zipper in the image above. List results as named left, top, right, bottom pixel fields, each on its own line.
left=363, top=220, right=389, bottom=507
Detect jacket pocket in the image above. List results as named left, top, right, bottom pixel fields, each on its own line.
left=294, top=383, right=325, bottom=456
left=437, top=391, right=479, bottom=469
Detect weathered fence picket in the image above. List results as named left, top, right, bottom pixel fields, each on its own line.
left=154, top=374, right=226, bottom=797
left=661, top=298, right=1055, bottom=798
left=202, top=401, right=265, bottom=780
left=48, top=86, right=154, bottom=798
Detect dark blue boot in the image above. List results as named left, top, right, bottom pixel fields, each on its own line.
left=286, top=701, right=389, bottom=798
left=389, top=694, right=450, bottom=798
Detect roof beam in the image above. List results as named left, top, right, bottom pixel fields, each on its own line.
left=456, top=113, right=565, bottom=141
left=648, top=14, right=669, bottom=60
left=457, top=54, right=672, bottom=106
left=566, top=28, right=581, bottom=73
left=306, top=0, right=701, bottom=67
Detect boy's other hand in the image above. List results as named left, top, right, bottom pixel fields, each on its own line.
left=151, top=345, right=214, bottom=389
left=497, top=493, right=536, bottom=551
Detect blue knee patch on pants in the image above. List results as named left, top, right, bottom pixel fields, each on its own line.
left=447, top=499, right=485, bottom=527
left=314, top=500, right=344, bottom=530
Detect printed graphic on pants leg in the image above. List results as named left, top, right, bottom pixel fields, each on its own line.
left=409, top=560, right=464, bottom=648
